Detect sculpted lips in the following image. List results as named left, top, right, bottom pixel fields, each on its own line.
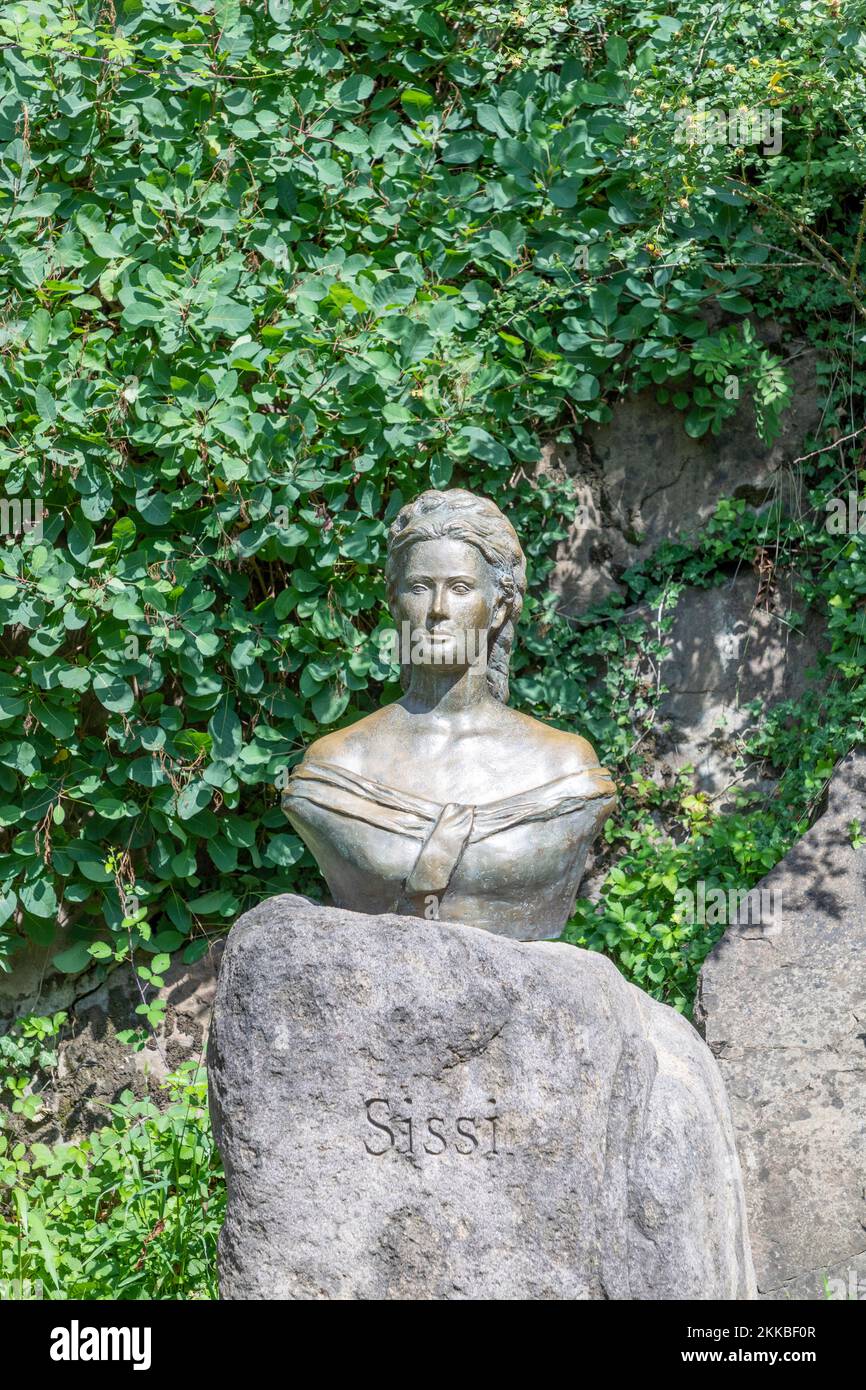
left=419, top=629, right=463, bottom=658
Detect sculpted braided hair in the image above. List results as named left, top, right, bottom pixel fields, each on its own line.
left=385, top=488, right=527, bottom=703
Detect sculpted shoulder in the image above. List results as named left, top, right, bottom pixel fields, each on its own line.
left=296, top=706, right=399, bottom=775
left=495, top=706, right=609, bottom=782
left=294, top=700, right=613, bottom=798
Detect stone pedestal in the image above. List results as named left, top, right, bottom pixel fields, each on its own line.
left=209, top=894, right=755, bottom=1300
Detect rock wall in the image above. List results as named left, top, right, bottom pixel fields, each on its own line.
left=653, top=573, right=825, bottom=793
left=547, top=337, right=821, bottom=614
left=1, top=943, right=222, bottom=1144
left=543, top=330, right=825, bottom=795
left=696, top=752, right=866, bottom=1300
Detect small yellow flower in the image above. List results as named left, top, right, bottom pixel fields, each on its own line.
left=724, top=64, right=736, bottom=74
left=749, top=56, right=761, bottom=67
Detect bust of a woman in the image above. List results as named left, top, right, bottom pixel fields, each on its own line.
left=283, top=488, right=615, bottom=940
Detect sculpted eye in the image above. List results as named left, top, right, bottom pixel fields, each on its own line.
left=451, top=583, right=471, bottom=594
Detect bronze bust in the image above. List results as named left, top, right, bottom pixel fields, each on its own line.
left=283, top=489, right=615, bottom=940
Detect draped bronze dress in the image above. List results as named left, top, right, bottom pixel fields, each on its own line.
left=283, top=758, right=616, bottom=940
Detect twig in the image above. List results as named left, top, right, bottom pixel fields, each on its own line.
left=792, top=423, right=866, bottom=465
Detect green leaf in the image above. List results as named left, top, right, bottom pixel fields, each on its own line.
left=35, top=385, right=56, bottom=422
left=93, top=672, right=135, bottom=713
left=311, top=683, right=350, bottom=724
left=568, top=373, right=600, bottom=401
left=400, top=87, right=433, bottom=114
left=52, top=942, right=93, bottom=974
left=263, top=834, right=305, bottom=867
left=19, top=879, right=58, bottom=919
left=369, top=275, right=417, bottom=314
left=443, top=134, right=484, bottom=164
left=208, top=697, right=243, bottom=760
left=338, top=73, right=374, bottom=103
left=150, top=930, right=186, bottom=951
left=188, top=889, right=238, bottom=915
left=177, top=780, right=213, bottom=820
left=205, top=300, right=253, bottom=334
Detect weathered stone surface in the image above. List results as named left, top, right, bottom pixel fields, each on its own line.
left=0, top=931, right=105, bottom=1024
left=654, top=573, right=826, bottom=792
left=2, top=943, right=223, bottom=1144
left=209, top=894, right=755, bottom=1301
left=546, top=336, right=820, bottom=614
left=534, top=340, right=826, bottom=800
left=696, top=750, right=866, bottom=1299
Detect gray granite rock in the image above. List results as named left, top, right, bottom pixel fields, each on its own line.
left=696, top=750, right=866, bottom=1299
left=209, top=894, right=755, bottom=1300
left=655, top=573, right=826, bottom=793
left=534, top=343, right=826, bottom=802
left=545, top=334, right=820, bottom=614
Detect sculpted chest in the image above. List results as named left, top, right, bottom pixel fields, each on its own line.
left=283, top=760, right=615, bottom=940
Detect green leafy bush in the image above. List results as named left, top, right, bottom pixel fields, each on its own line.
left=0, top=1010, right=66, bottom=1122
left=0, top=1062, right=221, bottom=1299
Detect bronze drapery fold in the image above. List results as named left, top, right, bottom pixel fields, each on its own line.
left=284, top=758, right=616, bottom=899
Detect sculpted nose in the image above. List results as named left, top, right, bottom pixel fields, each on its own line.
left=428, top=584, right=449, bottom=622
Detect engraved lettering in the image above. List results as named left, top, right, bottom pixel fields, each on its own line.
left=423, top=1116, right=447, bottom=1154
left=364, top=1097, right=394, bottom=1154
left=455, top=1116, right=478, bottom=1154
left=364, top=1098, right=507, bottom=1156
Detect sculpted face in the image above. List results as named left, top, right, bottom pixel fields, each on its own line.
left=390, top=538, right=507, bottom=674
